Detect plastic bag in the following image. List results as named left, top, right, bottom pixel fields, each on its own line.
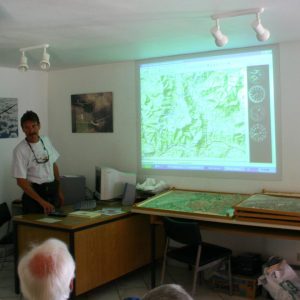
left=258, top=256, right=300, bottom=300
left=136, top=178, right=169, bottom=194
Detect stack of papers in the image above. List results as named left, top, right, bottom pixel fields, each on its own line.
left=68, top=210, right=101, bottom=218
left=98, top=208, right=123, bottom=216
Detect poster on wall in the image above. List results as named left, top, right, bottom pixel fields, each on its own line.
left=71, top=92, right=113, bottom=133
left=0, top=98, right=18, bottom=138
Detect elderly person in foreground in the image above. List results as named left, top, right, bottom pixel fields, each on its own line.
left=18, top=238, right=75, bottom=300
left=142, top=284, right=194, bottom=300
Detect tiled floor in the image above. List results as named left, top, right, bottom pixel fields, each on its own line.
left=0, top=256, right=268, bottom=300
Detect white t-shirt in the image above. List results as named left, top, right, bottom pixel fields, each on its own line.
left=12, top=136, right=59, bottom=184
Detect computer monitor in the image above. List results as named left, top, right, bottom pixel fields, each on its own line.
left=60, top=175, right=86, bottom=205
left=95, top=166, right=136, bottom=201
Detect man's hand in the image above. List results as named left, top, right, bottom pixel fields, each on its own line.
left=41, top=200, right=55, bottom=214
left=17, top=178, right=54, bottom=213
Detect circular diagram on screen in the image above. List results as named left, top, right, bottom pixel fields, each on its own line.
left=250, top=123, right=267, bottom=143
left=248, top=85, right=265, bottom=103
left=250, top=105, right=265, bottom=122
left=249, top=69, right=263, bottom=83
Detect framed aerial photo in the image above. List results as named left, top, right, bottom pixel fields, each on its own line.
left=71, top=92, right=113, bottom=133
left=0, top=98, right=18, bottom=138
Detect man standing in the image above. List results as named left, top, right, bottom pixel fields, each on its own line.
left=12, top=110, right=64, bottom=214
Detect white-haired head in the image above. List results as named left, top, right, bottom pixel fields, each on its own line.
left=18, top=238, right=75, bottom=300
left=142, top=284, right=193, bottom=300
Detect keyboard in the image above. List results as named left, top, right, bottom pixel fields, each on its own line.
left=48, top=211, right=67, bottom=217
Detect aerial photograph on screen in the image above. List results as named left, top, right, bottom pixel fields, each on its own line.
left=141, top=67, right=246, bottom=159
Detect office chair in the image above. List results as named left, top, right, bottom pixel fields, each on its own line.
left=160, top=217, right=232, bottom=296
left=0, top=202, right=13, bottom=269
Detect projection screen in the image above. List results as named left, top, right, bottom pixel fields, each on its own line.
left=138, top=46, right=279, bottom=178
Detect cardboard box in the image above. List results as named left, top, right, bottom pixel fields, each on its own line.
left=207, top=272, right=261, bottom=299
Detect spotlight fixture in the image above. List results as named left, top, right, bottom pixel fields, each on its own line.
left=18, top=44, right=50, bottom=71
left=210, top=19, right=228, bottom=47
left=18, top=51, right=29, bottom=72
left=252, top=13, right=270, bottom=42
left=40, top=47, right=50, bottom=70
left=210, top=8, right=270, bottom=47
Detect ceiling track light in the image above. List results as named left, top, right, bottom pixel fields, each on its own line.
left=211, top=19, right=228, bottom=47
left=18, top=44, right=50, bottom=72
left=18, top=51, right=29, bottom=72
left=210, top=7, right=270, bottom=47
left=40, top=47, right=50, bottom=71
left=252, top=13, right=270, bottom=42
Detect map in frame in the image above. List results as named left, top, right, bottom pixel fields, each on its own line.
left=0, top=98, right=18, bottom=138
left=136, top=189, right=249, bottom=218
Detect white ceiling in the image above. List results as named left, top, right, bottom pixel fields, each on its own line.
left=0, top=0, right=299, bottom=71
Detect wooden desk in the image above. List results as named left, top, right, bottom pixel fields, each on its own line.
left=13, top=209, right=164, bottom=296
left=131, top=189, right=300, bottom=287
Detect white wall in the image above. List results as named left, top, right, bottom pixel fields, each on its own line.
left=48, top=62, right=137, bottom=189
left=0, top=68, right=48, bottom=208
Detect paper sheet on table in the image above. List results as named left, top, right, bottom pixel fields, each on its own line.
left=98, top=208, right=124, bottom=216
left=37, top=218, right=62, bottom=223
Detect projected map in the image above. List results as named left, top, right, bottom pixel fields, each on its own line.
left=141, top=68, right=247, bottom=162
left=139, top=49, right=276, bottom=173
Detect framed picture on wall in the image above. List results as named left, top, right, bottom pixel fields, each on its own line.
left=0, top=98, right=18, bottom=138
left=71, top=92, right=113, bottom=133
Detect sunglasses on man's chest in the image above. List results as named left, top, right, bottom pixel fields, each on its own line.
left=26, top=138, right=49, bottom=164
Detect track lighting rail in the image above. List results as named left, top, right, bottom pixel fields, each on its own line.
left=19, top=44, right=49, bottom=53
left=18, top=43, right=50, bottom=72
left=211, top=8, right=264, bottom=20
left=210, top=7, right=270, bottom=47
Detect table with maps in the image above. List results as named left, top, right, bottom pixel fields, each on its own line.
left=131, top=189, right=300, bottom=287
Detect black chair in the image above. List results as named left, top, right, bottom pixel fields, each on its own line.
left=0, top=202, right=13, bottom=269
left=160, top=217, right=232, bottom=296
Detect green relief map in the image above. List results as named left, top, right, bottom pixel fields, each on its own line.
left=236, top=194, right=300, bottom=215
left=140, top=67, right=248, bottom=162
left=138, top=190, right=249, bottom=218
